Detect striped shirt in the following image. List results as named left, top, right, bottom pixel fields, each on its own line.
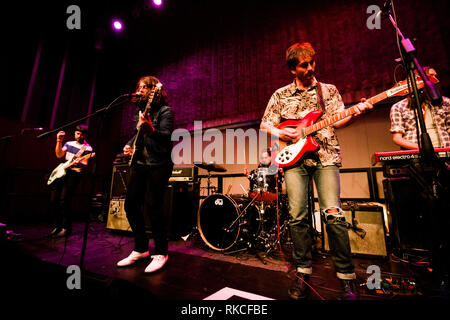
left=390, top=97, right=450, bottom=148
left=261, top=79, right=346, bottom=166
left=62, top=140, right=94, bottom=172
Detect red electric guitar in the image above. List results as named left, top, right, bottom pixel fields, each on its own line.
left=272, top=75, right=439, bottom=167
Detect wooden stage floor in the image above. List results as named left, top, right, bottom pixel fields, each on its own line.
left=1, top=219, right=448, bottom=313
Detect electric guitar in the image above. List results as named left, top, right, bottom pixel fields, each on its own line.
left=47, top=152, right=95, bottom=185
left=129, top=83, right=162, bottom=166
left=272, top=75, right=439, bottom=167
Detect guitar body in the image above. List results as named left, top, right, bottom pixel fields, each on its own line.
left=272, top=110, right=322, bottom=167
left=47, top=152, right=95, bottom=185
left=47, top=163, right=68, bottom=185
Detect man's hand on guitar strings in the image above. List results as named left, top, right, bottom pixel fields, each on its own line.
left=353, top=98, right=373, bottom=117
left=279, top=127, right=301, bottom=143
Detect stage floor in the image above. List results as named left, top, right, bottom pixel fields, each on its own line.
left=1, top=219, right=447, bottom=307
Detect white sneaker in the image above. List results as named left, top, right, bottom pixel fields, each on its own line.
left=144, top=255, right=168, bottom=273
left=117, top=250, right=149, bottom=267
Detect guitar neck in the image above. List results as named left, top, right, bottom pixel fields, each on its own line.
left=304, top=92, right=388, bottom=136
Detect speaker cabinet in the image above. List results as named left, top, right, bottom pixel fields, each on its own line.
left=106, top=199, right=131, bottom=232
left=322, top=204, right=388, bottom=257
left=106, top=165, right=200, bottom=237
left=165, top=181, right=200, bottom=240
left=383, top=178, right=431, bottom=251
left=107, top=164, right=131, bottom=231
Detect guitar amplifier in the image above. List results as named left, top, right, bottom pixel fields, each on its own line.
left=110, top=164, right=130, bottom=198
left=169, top=166, right=198, bottom=182
left=106, top=199, right=132, bottom=232
left=322, top=203, right=388, bottom=257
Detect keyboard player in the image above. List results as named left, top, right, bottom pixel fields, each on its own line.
left=389, top=67, right=450, bottom=152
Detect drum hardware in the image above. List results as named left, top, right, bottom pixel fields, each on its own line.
left=197, top=169, right=291, bottom=259
left=222, top=194, right=259, bottom=235
left=194, top=161, right=227, bottom=196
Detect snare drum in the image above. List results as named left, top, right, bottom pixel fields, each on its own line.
left=197, top=194, right=261, bottom=251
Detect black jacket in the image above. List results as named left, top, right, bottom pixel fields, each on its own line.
left=127, top=105, right=174, bottom=166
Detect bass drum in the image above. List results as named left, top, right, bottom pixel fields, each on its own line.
left=197, top=194, right=260, bottom=251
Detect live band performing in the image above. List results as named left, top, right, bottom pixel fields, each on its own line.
left=1, top=0, right=450, bottom=309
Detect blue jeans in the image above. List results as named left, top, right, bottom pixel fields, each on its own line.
left=284, top=163, right=355, bottom=279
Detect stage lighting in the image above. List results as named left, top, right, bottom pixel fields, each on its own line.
left=153, top=0, right=162, bottom=6
left=112, top=19, right=123, bottom=31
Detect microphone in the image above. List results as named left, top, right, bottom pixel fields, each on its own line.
left=21, top=127, right=44, bottom=134
left=376, top=0, right=391, bottom=19
left=124, top=93, right=142, bottom=97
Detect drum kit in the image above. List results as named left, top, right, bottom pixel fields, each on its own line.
left=194, top=162, right=291, bottom=257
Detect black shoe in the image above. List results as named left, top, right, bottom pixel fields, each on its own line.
left=288, top=272, right=311, bottom=300
left=339, top=279, right=358, bottom=300
left=55, top=228, right=72, bottom=237
left=46, top=227, right=62, bottom=238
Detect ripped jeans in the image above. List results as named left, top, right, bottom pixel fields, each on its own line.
left=285, top=163, right=355, bottom=279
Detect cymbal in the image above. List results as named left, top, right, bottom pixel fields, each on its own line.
left=194, top=161, right=227, bottom=172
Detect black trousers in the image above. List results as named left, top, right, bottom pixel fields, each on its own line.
left=49, top=170, right=81, bottom=231
left=125, top=162, right=173, bottom=254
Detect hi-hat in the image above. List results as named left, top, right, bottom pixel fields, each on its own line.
left=194, top=161, right=227, bottom=172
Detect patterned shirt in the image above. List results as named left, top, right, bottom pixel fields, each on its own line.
left=390, top=97, right=450, bottom=148
left=62, top=140, right=94, bottom=172
left=261, top=79, right=346, bottom=166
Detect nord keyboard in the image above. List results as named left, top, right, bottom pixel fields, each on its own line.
left=374, top=147, right=450, bottom=163
left=374, top=147, right=450, bottom=177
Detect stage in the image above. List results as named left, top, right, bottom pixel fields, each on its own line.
left=2, top=218, right=446, bottom=305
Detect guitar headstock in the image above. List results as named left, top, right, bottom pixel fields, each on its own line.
left=387, top=74, right=440, bottom=98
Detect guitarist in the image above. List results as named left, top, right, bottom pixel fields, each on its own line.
left=48, top=124, right=93, bottom=238
left=260, top=42, right=372, bottom=300
left=117, top=75, right=174, bottom=274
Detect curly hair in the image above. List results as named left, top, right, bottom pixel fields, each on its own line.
left=136, top=75, right=169, bottom=108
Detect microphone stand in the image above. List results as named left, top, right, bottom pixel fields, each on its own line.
left=36, top=94, right=131, bottom=140
left=384, top=5, right=449, bottom=290
left=37, top=93, right=133, bottom=271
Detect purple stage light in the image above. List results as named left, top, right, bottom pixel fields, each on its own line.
left=112, top=20, right=123, bottom=31
left=153, top=0, right=162, bottom=6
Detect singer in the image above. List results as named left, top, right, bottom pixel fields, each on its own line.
left=47, top=124, right=94, bottom=238
left=117, top=75, right=175, bottom=273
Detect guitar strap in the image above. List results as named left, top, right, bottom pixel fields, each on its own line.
left=72, top=144, right=87, bottom=161
left=315, top=81, right=326, bottom=113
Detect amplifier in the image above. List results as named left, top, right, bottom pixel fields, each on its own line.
left=169, top=166, right=198, bottom=182
left=322, top=203, right=388, bottom=257
left=110, top=164, right=130, bottom=198
left=106, top=199, right=132, bottom=232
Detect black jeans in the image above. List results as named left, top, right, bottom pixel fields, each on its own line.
left=125, top=162, right=173, bottom=255
left=49, top=170, right=81, bottom=231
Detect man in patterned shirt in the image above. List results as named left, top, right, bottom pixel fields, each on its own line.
left=260, top=42, right=372, bottom=300
left=390, top=67, right=450, bottom=150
